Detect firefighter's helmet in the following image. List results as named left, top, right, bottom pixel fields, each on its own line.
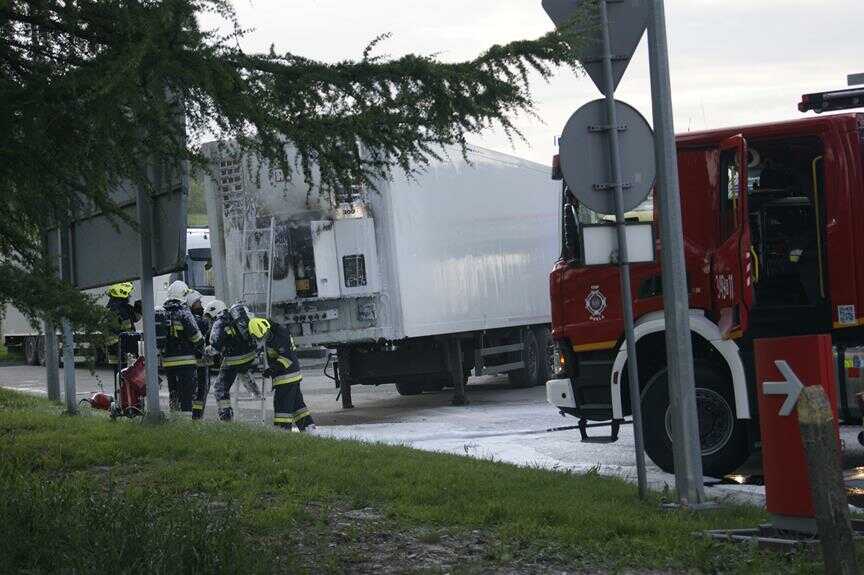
left=107, top=282, right=134, bottom=299
left=203, top=300, right=227, bottom=319
left=185, top=289, right=203, bottom=307
left=165, top=280, right=189, bottom=302
left=248, top=318, right=272, bottom=340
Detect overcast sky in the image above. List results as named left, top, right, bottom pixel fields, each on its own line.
left=207, top=0, right=863, bottom=165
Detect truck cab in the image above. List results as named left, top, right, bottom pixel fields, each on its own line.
left=547, top=113, right=864, bottom=477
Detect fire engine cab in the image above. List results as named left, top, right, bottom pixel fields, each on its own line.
left=547, top=90, right=864, bottom=478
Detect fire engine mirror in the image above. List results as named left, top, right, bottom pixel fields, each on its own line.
left=583, top=223, right=655, bottom=266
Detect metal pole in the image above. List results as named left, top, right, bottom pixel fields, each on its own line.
left=42, top=229, right=60, bottom=402
left=647, top=0, right=705, bottom=505
left=44, top=320, right=60, bottom=401
left=599, top=0, right=648, bottom=499
left=138, top=176, right=162, bottom=423
left=59, top=223, right=77, bottom=414
left=61, top=319, right=76, bottom=412
left=266, top=217, right=276, bottom=318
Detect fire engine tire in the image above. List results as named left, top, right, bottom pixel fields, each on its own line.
left=641, top=363, right=750, bottom=479
left=395, top=380, right=424, bottom=396
left=509, top=329, right=541, bottom=388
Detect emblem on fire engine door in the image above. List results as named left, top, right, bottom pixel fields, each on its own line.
left=585, top=286, right=607, bottom=322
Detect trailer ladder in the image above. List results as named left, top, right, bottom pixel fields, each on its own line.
left=240, top=216, right=276, bottom=317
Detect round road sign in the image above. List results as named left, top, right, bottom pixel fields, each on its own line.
left=559, top=99, right=655, bottom=215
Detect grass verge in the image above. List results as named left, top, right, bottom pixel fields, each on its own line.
left=0, top=389, right=833, bottom=574
left=187, top=212, right=208, bottom=228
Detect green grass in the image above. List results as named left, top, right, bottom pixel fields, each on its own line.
left=187, top=212, right=208, bottom=228
left=0, top=389, right=828, bottom=573
left=0, top=342, right=22, bottom=362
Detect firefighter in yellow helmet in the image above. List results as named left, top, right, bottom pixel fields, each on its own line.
left=248, top=317, right=316, bottom=431
left=105, top=282, right=141, bottom=367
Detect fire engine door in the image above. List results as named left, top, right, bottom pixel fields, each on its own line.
left=712, top=135, right=755, bottom=338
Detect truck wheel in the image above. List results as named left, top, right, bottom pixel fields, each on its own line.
left=508, top=329, right=540, bottom=388
left=395, top=381, right=424, bottom=396
left=534, top=327, right=554, bottom=386
left=641, top=363, right=750, bottom=478
left=24, top=336, right=40, bottom=366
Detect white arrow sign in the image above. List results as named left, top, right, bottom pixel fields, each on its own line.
left=763, top=360, right=805, bottom=416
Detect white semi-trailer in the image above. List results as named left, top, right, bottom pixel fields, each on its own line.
left=203, top=143, right=560, bottom=406
left=2, top=229, right=215, bottom=365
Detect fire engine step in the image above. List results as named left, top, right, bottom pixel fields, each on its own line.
left=578, top=418, right=622, bottom=443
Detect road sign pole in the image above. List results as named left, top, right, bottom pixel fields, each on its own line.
left=647, top=0, right=705, bottom=505
left=138, top=173, right=162, bottom=423
left=59, top=223, right=77, bottom=414
left=44, top=320, right=60, bottom=401
left=599, top=0, right=648, bottom=499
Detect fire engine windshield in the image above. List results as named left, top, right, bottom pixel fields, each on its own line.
left=560, top=185, right=653, bottom=264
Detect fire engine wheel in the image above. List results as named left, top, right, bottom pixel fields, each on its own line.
left=641, top=363, right=750, bottom=478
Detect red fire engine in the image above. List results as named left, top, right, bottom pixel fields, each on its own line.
left=547, top=89, right=864, bottom=477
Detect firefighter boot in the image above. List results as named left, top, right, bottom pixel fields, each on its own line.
left=218, top=406, right=234, bottom=422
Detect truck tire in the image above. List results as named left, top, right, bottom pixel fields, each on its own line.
left=508, top=329, right=540, bottom=388
left=534, top=327, right=554, bottom=386
left=395, top=381, right=424, bottom=396
left=641, top=363, right=750, bottom=478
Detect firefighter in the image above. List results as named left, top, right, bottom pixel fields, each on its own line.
left=105, top=282, right=141, bottom=368
left=161, top=280, right=204, bottom=413
left=208, top=302, right=258, bottom=421
left=187, top=290, right=212, bottom=420
left=248, top=317, right=316, bottom=432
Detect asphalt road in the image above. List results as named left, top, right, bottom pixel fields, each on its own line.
left=3, top=359, right=864, bottom=507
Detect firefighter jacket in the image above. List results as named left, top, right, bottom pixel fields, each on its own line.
left=265, top=322, right=303, bottom=386
left=106, top=297, right=139, bottom=335
left=160, top=300, right=204, bottom=368
left=192, top=312, right=212, bottom=367
left=209, top=314, right=256, bottom=367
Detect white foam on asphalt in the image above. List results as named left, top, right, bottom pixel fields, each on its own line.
left=317, top=401, right=771, bottom=507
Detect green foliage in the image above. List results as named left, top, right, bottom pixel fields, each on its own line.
left=0, top=388, right=827, bottom=573
left=1, top=0, right=596, bottom=332
left=0, top=467, right=276, bottom=574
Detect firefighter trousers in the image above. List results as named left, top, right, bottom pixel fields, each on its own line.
left=191, top=367, right=210, bottom=419
left=214, top=361, right=254, bottom=420
left=165, top=366, right=196, bottom=412
left=272, top=375, right=314, bottom=431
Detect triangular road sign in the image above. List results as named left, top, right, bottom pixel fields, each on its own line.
left=542, top=0, right=650, bottom=94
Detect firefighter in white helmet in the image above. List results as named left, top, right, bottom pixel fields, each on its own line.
left=160, top=280, right=204, bottom=412
left=248, top=317, right=316, bottom=432
left=186, top=290, right=213, bottom=420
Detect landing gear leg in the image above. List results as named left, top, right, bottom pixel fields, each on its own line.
left=336, top=347, right=354, bottom=409
left=448, top=339, right=469, bottom=406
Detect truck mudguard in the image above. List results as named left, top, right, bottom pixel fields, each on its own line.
left=609, top=310, right=751, bottom=421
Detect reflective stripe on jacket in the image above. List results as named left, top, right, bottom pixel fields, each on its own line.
left=209, top=316, right=255, bottom=360
left=162, top=354, right=197, bottom=368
